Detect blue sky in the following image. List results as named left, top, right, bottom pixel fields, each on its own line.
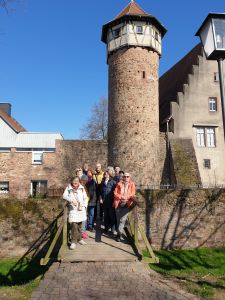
left=0, top=0, right=225, bottom=139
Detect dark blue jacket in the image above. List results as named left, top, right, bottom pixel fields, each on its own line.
left=113, top=175, right=121, bottom=183
left=100, top=178, right=116, bottom=206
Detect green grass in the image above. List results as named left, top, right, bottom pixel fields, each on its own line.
left=145, top=248, right=225, bottom=298
left=0, top=257, right=48, bottom=300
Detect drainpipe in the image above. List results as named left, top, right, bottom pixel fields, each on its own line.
left=166, top=115, right=172, bottom=186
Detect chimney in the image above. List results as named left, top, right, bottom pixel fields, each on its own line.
left=0, top=103, right=12, bottom=116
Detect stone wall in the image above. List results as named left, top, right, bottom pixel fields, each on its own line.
left=1, top=189, right=224, bottom=257
left=108, top=47, right=160, bottom=186
left=0, top=198, right=62, bottom=258
left=55, top=140, right=108, bottom=184
left=136, top=188, right=225, bottom=249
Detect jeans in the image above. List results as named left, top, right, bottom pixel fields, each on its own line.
left=87, top=206, right=95, bottom=229
left=115, top=205, right=130, bottom=235
left=81, top=220, right=87, bottom=233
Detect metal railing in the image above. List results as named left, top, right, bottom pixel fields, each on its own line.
left=136, top=184, right=225, bottom=190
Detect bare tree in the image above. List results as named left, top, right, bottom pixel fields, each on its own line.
left=0, top=0, right=17, bottom=12
left=80, top=97, right=108, bottom=140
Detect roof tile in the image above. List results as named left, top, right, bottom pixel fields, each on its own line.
left=0, top=109, right=26, bottom=133
left=114, top=1, right=150, bottom=20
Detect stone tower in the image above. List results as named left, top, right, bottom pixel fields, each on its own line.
left=102, top=1, right=166, bottom=186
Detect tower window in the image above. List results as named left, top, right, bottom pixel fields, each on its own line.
left=112, top=28, right=121, bottom=39
left=214, top=72, right=219, bottom=82
left=155, top=31, right=159, bottom=41
left=209, top=97, right=217, bottom=111
left=136, top=26, right=143, bottom=34
left=204, top=159, right=211, bottom=169
left=143, top=71, right=146, bottom=79
left=0, top=181, right=9, bottom=193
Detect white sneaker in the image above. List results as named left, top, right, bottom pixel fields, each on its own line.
left=79, top=239, right=87, bottom=245
left=70, top=243, right=76, bottom=250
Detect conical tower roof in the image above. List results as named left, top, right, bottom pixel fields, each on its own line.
left=102, top=1, right=166, bottom=43
left=114, top=0, right=150, bottom=19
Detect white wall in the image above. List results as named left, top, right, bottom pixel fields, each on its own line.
left=171, top=57, right=225, bottom=186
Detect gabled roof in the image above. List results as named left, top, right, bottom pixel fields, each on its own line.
left=159, top=44, right=203, bottom=123
left=0, top=109, right=26, bottom=133
left=114, top=1, right=150, bottom=19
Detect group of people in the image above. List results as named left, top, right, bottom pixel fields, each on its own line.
left=62, top=163, right=136, bottom=250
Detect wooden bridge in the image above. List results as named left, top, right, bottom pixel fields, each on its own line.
left=40, top=202, right=158, bottom=265
left=32, top=203, right=198, bottom=300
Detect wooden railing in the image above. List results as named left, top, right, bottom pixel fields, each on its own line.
left=40, top=200, right=158, bottom=265
left=127, top=205, right=159, bottom=264
left=40, top=202, right=67, bottom=265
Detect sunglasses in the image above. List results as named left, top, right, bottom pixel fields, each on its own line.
left=124, top=176, right=130, bottom=178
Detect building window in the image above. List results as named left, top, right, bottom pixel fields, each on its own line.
left=203, top=159, right=211, bottom=169
left=136, top=26, right=143, bottom=34
left=197, top=128, right=205, bottom=147
left=0, top=181, right=9, bottom=193
left=16, top=148, right=54, bottom=152
left=214, top=72, right=219, bottom=82
left=209, top=97, right=217, bottom=111
left=112, top=28, right=121, bottom=39
left=207, top=128, right=216, bottom=147
left=31, top=181, right=47, bottom=198
left=196, top=127, right=216, bottom=147
left=32, top=152, right=43, bottom=164
left=0, top=148, right=11, bottom=153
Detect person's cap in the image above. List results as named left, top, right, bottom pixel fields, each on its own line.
left=80, top=174, right=88, bottom=181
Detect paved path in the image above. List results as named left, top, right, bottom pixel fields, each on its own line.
left=31, top=261, right=199, bottom=300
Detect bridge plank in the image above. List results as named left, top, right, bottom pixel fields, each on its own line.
left=60, top=229, right=137, bottom=263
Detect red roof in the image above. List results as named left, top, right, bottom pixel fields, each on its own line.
left=0, top=109, right=26, bottom=133
left=114, top=1, right=150, bottom=20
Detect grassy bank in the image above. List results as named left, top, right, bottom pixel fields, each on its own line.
left=147, top=248, right=225, bottom=298
left=0, top=257, right=48, bottom=300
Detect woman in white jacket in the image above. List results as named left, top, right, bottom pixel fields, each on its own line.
left=63, top=176, right=88, bottom=249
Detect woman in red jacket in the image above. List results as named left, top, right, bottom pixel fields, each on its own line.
left=113, top=173, right=136, bottom=242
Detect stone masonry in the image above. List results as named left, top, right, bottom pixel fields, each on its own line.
left=108, top=47, right=160, bottom=187
left=0, top=148, right=60, bottom=199
left=0, top=140, right=107, bottom=199
left=136, top=188, right=225, bottom=249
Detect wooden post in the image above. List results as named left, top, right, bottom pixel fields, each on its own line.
left=133, top=206, right=138, bottom=246
left=58, top=203, right=68, bottom=261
